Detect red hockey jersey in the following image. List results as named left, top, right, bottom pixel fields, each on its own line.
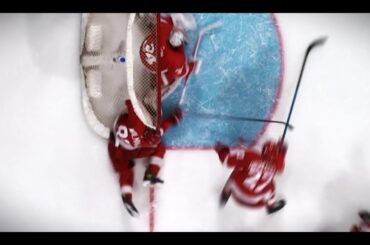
left=218, top=147, right=286, bottom=207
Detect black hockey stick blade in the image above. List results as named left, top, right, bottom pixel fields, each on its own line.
left=280, top=36, right=327, bottom=147
left=308, top=37, right=328, bottom=49
left=307, top=37, right=328, bottom=54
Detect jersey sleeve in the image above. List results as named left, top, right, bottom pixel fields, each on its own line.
left=220, top=150, right=256, bottom=169
left=275, top=151, right=286, bottom=173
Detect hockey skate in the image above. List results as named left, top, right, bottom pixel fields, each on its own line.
left=219, top=190, right=231, bottom=208
left=122, top=195, right=140, bottom=217
left=143, top=170, right=164, bottom=187
left=266, top=199, right=286, bottom=214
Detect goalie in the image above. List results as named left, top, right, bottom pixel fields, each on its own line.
left=158, top=14, right=199, bottom=99
left=108, top=100, right=182, bottom=217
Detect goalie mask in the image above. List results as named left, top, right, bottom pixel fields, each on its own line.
left=169, top=29, right=186, bottom=48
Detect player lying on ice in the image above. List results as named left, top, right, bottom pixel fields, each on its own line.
left=108, top=100, right=182, bottom=217
left=215, top=139, right=288, bottom=214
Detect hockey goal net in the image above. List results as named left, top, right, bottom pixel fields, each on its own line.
left=80, top=13, right=161, bottom=139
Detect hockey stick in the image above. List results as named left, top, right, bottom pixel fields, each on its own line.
left=280, top=37, right=327, bottom=148
left=179, top=21, right=222, bottom=105
left=193, top=21, right=222, bottom=61
left=184, top=111, right=294, bottom=130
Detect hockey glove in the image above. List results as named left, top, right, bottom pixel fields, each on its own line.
left=215, top=141, right=230, bottom=155
left=143, top=170, right=164, bottom=187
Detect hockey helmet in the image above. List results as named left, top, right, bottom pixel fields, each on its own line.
left=169, top=29, right=186, bottom=48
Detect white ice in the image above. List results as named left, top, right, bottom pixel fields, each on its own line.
left=0, top=13, right=370, bottom=231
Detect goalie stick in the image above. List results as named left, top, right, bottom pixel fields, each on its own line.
left=179, top=21, right=222, bottom=105
left=280, top=37, right=327, bottom=148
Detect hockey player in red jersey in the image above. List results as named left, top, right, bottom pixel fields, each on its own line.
left=158, top=14, right=199, bottom=99
left=215, top=139, right=288, bottom=214
left=351, top=211, right=370, bottom=232
left=108, top=100, right=182, bottom=217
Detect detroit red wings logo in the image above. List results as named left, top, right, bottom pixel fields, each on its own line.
left=140, top=34, right=157, bottom=72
